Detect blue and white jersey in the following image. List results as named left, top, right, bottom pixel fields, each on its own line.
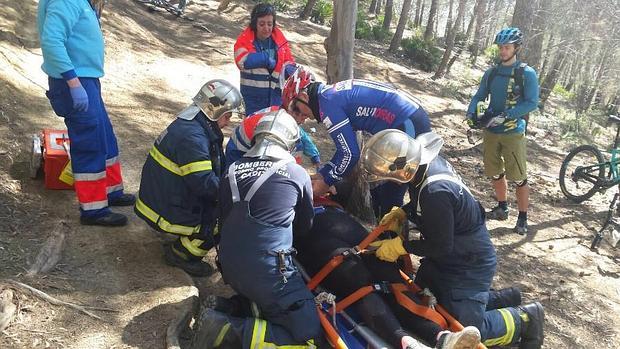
left=316, top=80, right=431, bottom=186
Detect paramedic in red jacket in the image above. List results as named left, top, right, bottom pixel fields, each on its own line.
left=233, top=3, right=294, bottom=114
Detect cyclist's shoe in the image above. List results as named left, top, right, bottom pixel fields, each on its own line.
left=401, top=336, right=431, bottom=349
left=436, top=326, right=481, bottom=349
left=514, top=218, right=528, bottom=235
left=518, top=302, right=544, bottom=349
left=486, top=205, right=509, bottom=221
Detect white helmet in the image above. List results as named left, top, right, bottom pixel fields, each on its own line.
left=361, top=131, right=444, bottom=183
left=245, top=109, right=300, bottom=160
left=193, top=79, right=244, bottom=121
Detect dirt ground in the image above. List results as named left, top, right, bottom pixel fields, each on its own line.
left=0, top=0, right=619, bottom=348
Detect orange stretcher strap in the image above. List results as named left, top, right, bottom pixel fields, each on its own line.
left=307, top=224, right=389, bottom=290
left=327, top=286, right=375, bottom=315
left=391, top=283, right=448, bottom=329
left=317, top=307, right=348, bottom=349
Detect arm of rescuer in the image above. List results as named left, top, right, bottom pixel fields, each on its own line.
left=176, top=131, right=220, bottom=202
left=292, top=167, right=315, bottom=238
left=370, top=191, right=454, bottom=262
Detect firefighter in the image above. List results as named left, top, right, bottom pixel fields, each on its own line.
left=38, top=0, right=135, bottom=226
left=134, top=80, right=243, bottom=277
left=360, top=130, right=545, bottom=349
left=216, top=110, right=322, bottom=347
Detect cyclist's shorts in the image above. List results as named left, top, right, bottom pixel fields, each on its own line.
left=482, top=130, right=527, bottom=181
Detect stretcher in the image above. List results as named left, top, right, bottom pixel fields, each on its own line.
left=305, top=198, right=488, bottom=349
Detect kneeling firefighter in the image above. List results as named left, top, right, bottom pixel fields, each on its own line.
left=198, top=109, right=322, bottom=348
left=361, top=130, right=545, bottom=349
left=134, top=79, right=243, bottom=277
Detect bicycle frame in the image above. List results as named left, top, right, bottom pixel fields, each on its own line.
left=574, top=123, right=620, bottom=190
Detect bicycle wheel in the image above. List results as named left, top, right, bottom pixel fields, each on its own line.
left=559, top=145, right=605, bottom=203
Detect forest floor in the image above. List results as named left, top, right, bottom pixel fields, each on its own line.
left=0, top=0, right=619, bottom=348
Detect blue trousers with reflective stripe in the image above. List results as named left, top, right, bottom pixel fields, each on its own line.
left=46, top=77, right=122, bottom=218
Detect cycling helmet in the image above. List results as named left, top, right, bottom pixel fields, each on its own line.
left=494, top=27, right=523, bottom=45
left=281, top=66, right=315, bottom=111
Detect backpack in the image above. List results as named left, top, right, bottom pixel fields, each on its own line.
left=486, top=62, right=530, bottom=130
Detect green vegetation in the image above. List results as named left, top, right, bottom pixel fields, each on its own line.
left=401, top=35, right=442, bottom=72
left=308, top=0, right=332, bottom=25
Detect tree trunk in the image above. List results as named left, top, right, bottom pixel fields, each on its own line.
left=414, top=0, right=423, bottom=27
left=325, top=0, right=357, bottom=83
left=445, top=0, right=479, bottom=75
left=418, top=1, right=427, bottom=27
left=511, top=0, right=536, bottom=64
left=433, top=0, right=467, bottom=79
left=444, top=0, right=455, bottom=40
left=299, top=0, right=319, bottom=20
left=369, top=0, right=378, bottom=13
left=423, top=0, right=438, bottom=41
left=539, top=49, right=567, bottom=105
left=383, top=0, right=394, bottom=30
left=376, top=0, right=383, bottom=14
left=469, top=0, right=487, bottom=64
left=523, top=0, right=549, bottom=70
left=389, top=0, right=414, bottom=52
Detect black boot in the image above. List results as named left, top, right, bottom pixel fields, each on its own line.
left=518, top=302, right=544, bottom=349
left=163, top=243, right=215, bottom=277
left=487, top=286, right=522, bottom=310
left=80, top=212, right=127, bottom=226
left=203, top=294, right=252, bottom=318
left=109, top=193, right=136, bottom=206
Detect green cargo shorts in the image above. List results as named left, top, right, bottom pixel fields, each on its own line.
left=482, top=130, right=527, bottom=181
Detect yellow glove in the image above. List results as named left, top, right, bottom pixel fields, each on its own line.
left=369, top=237, right=407, bottom=262
left=380, top=206, right=407, bottom=233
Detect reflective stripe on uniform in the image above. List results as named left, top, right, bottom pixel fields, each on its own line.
left=73, top=171, right=106, bottom=181
left=80, top=199, right=108, bottom=211
left=240, top=78, right=280, bottom=89
left=106, top=183, right=124, bottom=194
left=180, top=236, right=208, bottom=257
left=213, top=323, right=231, bottom=347
left=483, top=308, right=516, bottom=347
left=106, top=156, right=119, bottom=166
left=149, top=146, right=212, bottom=176
left=135, top=198, right=200, bottom=236
left=249, top=318, right=316, bottom=349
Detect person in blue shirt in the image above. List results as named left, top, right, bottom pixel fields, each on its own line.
left=37, top=0, right=135, bottom=227
left=281, top=67, right=432, bottom=217
left=466, top=27, right=539, bottom=235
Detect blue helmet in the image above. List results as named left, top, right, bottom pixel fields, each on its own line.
left=494, top=27, right=523, bottom=45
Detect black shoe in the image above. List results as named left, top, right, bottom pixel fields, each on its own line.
left=519, top=302, right=544, bottom=349
left=203, top=295, right=251, bottom=318
left=80, top=212, right=128, bottom=226
left=164, top=243, right=215, bottom=277
left=109, top=193, right=136, bottom=206
left=486, top=205, right=509, bottom=220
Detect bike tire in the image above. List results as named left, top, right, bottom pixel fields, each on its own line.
left=559, top=144, right=605, bottom=203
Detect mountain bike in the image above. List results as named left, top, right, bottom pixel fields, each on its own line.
left=559, top=115, right=620, bottom=249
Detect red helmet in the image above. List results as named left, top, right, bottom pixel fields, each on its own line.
left=281, top=66, right=314, bottom=111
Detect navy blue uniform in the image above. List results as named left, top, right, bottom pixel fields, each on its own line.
left=135, top=108, right=224, bottom=257
left=403, top=157, right=523, bottom=345
left=218, top=156, right=320, bottom=347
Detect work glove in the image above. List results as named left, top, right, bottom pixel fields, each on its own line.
left=465, top=113, right=478, bottom=129
left=380, top=206, right=407, bottom=233
left=369, top=237, right=407, bottom=262
left=69, top=85, right=89, bottom=112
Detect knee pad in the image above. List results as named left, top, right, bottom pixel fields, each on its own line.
left=514, top=179, right=528, bottom=187
left=490, top=173, right=505, bottom=181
